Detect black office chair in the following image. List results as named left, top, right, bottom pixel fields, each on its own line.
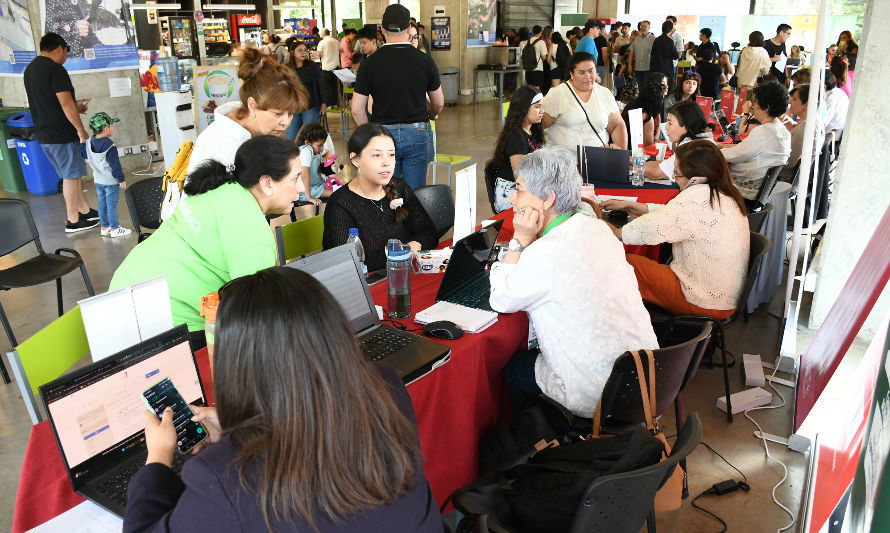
left=124, top=177, right=164, bottom=242
left=747, top=202, right=773, bottom=233
left=0, top=199, right=96, bottom=382
left=647, top=232, right=772, bottom=422
left=745, top=164, right=784, bottom=213
left=414, top=184, right=455, bottom=241
left=451, top=413, right=703, bottom=533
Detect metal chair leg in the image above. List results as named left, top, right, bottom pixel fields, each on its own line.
left=56, top=278, right=64, bottom=317
left=0, top=302, right=15, bottom=383
left=718, top=327, right=733, bottom=422
left=79, top=263, right=96, bottom=296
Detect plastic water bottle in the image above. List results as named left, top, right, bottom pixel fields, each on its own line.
left=386, top=240, right=412, bottom=319
left=346, top=228, right=367, bottom=277
left=631, top=144, right=646, bottom=187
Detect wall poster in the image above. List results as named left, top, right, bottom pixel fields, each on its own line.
left=431, top=16, right=451, bottom=51
left=0, top=0, right=36, bottom=74
left=466, top=0, right=495, bottom=46
left=194, top=66, right=240, bottom=133
left=40, top=0, right=139, bottom=72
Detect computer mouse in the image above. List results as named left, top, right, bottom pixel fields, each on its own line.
left=423, top=320, right=464, bottom=340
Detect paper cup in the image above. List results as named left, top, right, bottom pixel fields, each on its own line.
left=655, top=143, right=668, bottom=161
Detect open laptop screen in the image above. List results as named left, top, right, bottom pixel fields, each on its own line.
left=438, top=219, right=503, bottom=298
left=41, top=326, right=203, bottom=483
left=285, top=244, right=379, bottom=333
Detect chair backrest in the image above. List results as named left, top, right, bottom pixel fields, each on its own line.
left=414, top=184, right=455, bottom=240
left=275, top=214, right=324, bottom=264
left=568, top=413, right=702, bottom=533
left=746, top=202, right=773, bottom=233
left=125, top=177, right=164, bottom=236
left=6, top=306, right=89, bottom=424
left=0, top=198, right=41, bottom=256
left=754, top=164, right=784, bottom=206
left=599, top=324, right=712, bottom=424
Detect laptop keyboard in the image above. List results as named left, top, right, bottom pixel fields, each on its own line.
left=95, top=453, right=189, bottom=508
left=360, top=328, right=415, bottom=362
left=445, top=275, right=491, bottom=309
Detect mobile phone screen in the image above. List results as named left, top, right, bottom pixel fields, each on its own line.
left=143, top=378, right=206, bottom=453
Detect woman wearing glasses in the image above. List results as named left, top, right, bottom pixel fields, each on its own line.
left=127, top=267, right=441, bottom=533
left=601, top=141, right=749, bottom=320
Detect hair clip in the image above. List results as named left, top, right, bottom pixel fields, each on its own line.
left=389, top=198, right=404, bottom=210
left=226, top=163, right=236, bottom=174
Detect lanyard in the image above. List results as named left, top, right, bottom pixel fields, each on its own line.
left=541, top=212, right=574, bottom=237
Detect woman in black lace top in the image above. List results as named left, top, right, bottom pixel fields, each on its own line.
left=323, top=124, right=438, bottom=271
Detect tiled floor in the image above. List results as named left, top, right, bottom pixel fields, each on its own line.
left=0, top=101, right=853, bottom=531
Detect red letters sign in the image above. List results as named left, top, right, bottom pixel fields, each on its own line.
left=236, top=14, right=261, bottom=25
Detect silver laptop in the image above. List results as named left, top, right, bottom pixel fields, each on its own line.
left=286, top=244, right=451, bottom=383
left=40, top=325, right=203, bottom=517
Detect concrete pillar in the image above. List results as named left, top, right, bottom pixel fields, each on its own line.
left=582, top=0, right=619, bottom=19
left=365, top=0, right=388, bottom=22
left=807, top=0, right=890, bottom=340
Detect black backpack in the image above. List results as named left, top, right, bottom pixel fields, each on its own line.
left=521, top=38, right=543, bottom=70
left=555, top=42, right=571, bottom=69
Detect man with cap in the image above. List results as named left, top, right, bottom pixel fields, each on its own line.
left=23, top=32, right=99, bottom=233
left=352, top=4, right=444, bottom=190
left=574, top=20, right=603, bottom=63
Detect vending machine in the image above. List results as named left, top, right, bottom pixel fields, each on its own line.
left=160, top=16, right=199, bottom=59
left=230, top=13, right=263, bottom=48
left=202, top=17, right=233, bottom=57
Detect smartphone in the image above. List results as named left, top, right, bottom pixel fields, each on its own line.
left=142, top=378, right=207, bottom=454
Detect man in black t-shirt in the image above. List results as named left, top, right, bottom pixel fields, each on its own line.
left=764, top=24, right=792, bottom=83
left=695, top=48, right=723, bottom=98
left=352, top=4, right=444, bottom=190
left=23, top=33, right=98, bottom=233
left=697, top=28, right=720, bottom=63
left=650, top=21, right=678, bottom=92
left=593, top=22, right=610, bottom=86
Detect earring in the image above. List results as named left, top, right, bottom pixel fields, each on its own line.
left=249, top=112, right=256, bottom=120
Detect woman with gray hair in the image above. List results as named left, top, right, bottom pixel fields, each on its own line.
left=489, top=145, right=658, bottom=417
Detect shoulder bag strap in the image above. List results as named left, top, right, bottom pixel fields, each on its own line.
left=565, top=82, right=607, bottom=147
left=592, top=401, right=602, bottom=438
left=629, top=350, right=656, bottom=432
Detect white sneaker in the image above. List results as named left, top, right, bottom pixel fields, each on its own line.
left=100, top=226, right=111, bottom=236
left=108, top=227, right=132, bottom=238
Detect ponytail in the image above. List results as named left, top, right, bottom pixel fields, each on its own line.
left=184, top=160, right=238, bottom=195
left=383, top=182, right=409, bottom=222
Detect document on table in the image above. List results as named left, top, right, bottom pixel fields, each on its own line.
left=27, top=500, right=122, bottom=532
left=597, top=195, right=638, bottom=202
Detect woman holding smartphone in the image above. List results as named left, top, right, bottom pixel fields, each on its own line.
left=127, top=267, right=441, bottom=533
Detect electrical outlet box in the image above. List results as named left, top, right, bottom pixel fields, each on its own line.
left=743, top=353, right=766, bottom=387
left=717, top=387, right=772, bottom=414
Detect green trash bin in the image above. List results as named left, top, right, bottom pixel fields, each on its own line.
left=0, top=107, right=28, bottom=193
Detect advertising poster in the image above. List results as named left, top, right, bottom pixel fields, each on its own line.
left=466, top=0, right=496, bottom=46
left=0, top=0, right=36, bottom=74
left=431, top=16, right=451, bottom=50
left=40, top=0, right=139, bottom=72
left=286, top=18, right=316, bottom=45
left=194, top=66, right=240, bottom=133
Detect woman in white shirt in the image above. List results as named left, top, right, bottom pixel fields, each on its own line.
left=736, top=32, right=772, bottom=88
left=645, top=100, right=713, bottom=180
left=720, top=81, right=791, bottom=201
left=490, top=145, right=657, bottom=417
left=601, top=140, right=749, bottom=320
left=541, top=52, right=628, bottom=151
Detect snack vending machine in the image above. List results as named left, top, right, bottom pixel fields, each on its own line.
left=230, top=13, right=263, bottom=48
left=160, top=16, right=198, bottom=59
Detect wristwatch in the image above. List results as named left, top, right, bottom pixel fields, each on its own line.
left=507, top=238, right=526, bottom=253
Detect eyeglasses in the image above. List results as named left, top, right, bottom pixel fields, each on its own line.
left=409, top=34, right=419, bottom=41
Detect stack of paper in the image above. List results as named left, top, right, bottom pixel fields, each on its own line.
left=415, top=301, right=498, bottom=333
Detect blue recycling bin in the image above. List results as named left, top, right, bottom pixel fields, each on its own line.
left=6, top=111, right=61, bottom=196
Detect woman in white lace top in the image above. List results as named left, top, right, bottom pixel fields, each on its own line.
left=601, top=140, right=749, bottom=319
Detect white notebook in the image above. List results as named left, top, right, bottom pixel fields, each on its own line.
left=415, top=301, right=498, bottom=334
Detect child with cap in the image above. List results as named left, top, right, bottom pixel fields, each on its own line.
left=81, top=112, right=132, bottom=237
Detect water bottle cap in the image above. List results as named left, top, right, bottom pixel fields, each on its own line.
left=386, top=249, right=411, bottom=261
left=348, top=228, right=359, bottom=236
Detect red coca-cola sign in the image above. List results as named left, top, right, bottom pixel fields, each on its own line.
left=236, top=14, right=261, bottom=25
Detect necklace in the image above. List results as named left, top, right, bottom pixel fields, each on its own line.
left=352, top=181, right=386, bottom=212
left=368, top=197, right=385, bottom=212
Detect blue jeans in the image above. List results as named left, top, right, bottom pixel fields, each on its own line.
left=503, top=350, right=543, bottom=418
left=285, top=107, right=321, bottom=141
left=384, top=124, right=430, bottom=190
left=95, top=183, right=120, bottom=228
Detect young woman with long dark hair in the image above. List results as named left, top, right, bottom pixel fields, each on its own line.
left=285, top=39, right=327, bottom=140
left=601, top=140, right=749, bottom=320
left=663, top=70, right=701, bottom=111
left=322, top=123, right=437, bottom=271
left=126, top=267, right=441, bottom=532
left=644, top=100, right=712, bottom=180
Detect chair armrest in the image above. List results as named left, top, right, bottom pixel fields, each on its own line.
left=54, top=248, right=84, bottom=260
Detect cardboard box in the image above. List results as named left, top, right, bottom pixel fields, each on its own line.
left=414, top=248, right=452, bottom=274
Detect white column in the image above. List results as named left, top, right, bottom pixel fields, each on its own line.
left=807, top=0, right=890, bottom=340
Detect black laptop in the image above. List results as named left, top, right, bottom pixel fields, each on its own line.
left=435, top=219, right=504, bottom=312
left=286, top=244, right=451, bottom=384
left=577, top=145, right=632, bottom=184
left=40, top=325, right=204, bottom=517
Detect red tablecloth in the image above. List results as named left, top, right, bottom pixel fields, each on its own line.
left=492, top=188, right=679, bottom=261
left=13, top=274, right=529, bottom=532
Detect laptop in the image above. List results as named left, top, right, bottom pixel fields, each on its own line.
left=435, top=218, right=504, bottom=312
left=40, top=325, right=204, bottom=517
left=286, top=244, right=451, bottom=384
left=577, top=145, right=632, bottom=184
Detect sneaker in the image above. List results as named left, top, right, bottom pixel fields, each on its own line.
left=79, top=208, right=100, bottom=221
left=100, top=226, right=111, bottom=236
left=108, top=227, right=132, bottom=238
left=65, top=218, right=99, bottom=233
